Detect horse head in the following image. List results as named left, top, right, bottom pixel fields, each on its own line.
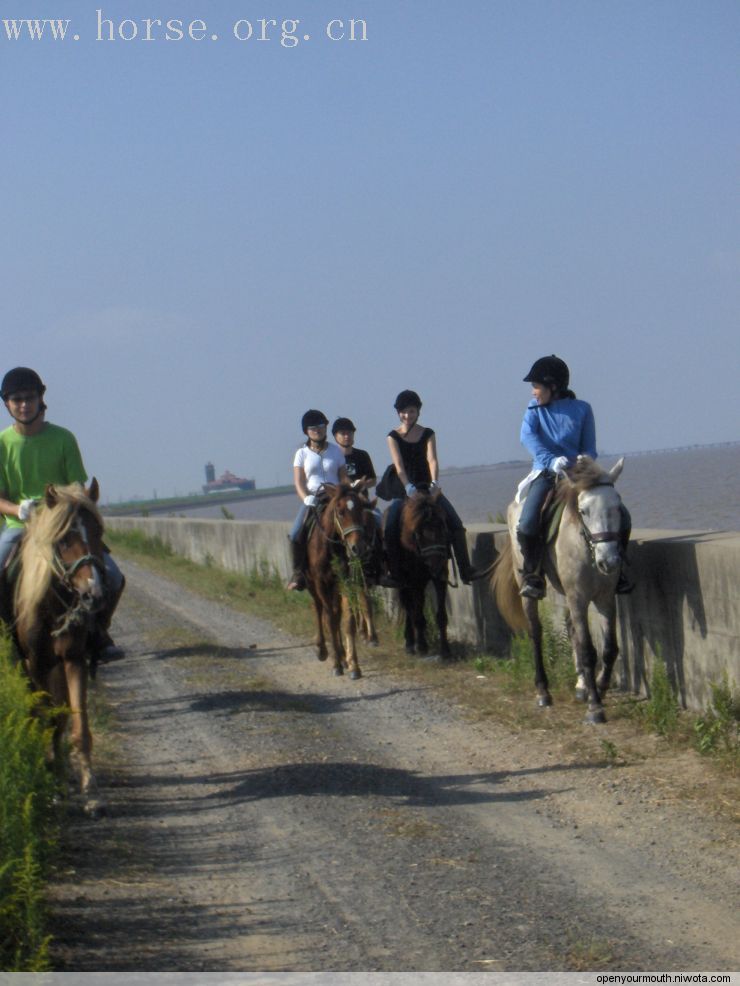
left=43, top=478, right=106, bottom=612
left=561, top=457, right=625, bottom=576
left=324, top=484, right=371, bottom=562
left=401, top=489, right=449, bottom=579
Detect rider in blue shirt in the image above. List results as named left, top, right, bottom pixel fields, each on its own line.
left=517, top=356, right=632, bottom=598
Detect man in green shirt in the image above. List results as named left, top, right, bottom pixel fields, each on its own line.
left=0, top=367, right=125, bottom=664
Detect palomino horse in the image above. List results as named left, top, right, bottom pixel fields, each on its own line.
left=13, top=480, right=108, bottom=813
left=396, top=488, right=452, bottom=660
left=492, top=457, right=626, bottom=724
left=305, top=484, right=377, bottom=679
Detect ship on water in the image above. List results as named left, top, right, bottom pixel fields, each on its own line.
left=202, top=462, right=256, bottom=494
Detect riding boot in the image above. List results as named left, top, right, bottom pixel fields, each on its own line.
left=378, top=540, right=402, bottom=589
left=615, top=505, right=634, bottom=593
left=287, top=538, right=307, bottom=591
left=516, top=531, right=546, bottom=599
left=450, top=528, right=485, bottom=585
left=89, top=575, right=126, bottom=672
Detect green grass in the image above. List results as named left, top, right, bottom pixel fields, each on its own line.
left=0, top=632, right=59, bottom=971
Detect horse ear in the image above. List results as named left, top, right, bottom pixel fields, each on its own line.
left=608, top=457, right=624, bottom=483
left=87, top=477, right=100, bottom=503
left=45, top=484, right=58, bottom=508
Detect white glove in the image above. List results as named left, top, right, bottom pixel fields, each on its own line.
left=405, top=483, right=417, bottom=496
left=429, top=480, right=440, bottom=491
left=18, top=499, right=37, bottom=522
left=551, top=456, right=570, bottom=475
left=350, top=479, right=363, bottom=489
left=303, top=494, right=318, bottom=507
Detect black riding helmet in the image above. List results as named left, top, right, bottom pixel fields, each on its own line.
left=523, top=355, right=570, bottom=393
left=393, top=389, right=422, bottom=411
left=332, top=417, right=356, bottom=435
left=1, top=366, right=46, bottom=401
left=301, top=409, right=329, bottom=434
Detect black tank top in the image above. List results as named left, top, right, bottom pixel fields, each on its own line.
left=388, top=428, right=434, bottom=486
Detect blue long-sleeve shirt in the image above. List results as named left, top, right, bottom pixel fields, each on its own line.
left=520, top=398, right=597, bottom=472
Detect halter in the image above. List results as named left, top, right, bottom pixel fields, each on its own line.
left=49, top=515, right=106, bottom=636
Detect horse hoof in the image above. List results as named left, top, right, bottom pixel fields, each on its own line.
left=350, top=670, right=362, bottom=680
left=585, top=707, right=606, bottom=725
left=316, top=652, right=328, bottom=662
left=333, top=667, right=344, bottom=677
left=537, top=693, right=553, bottom=708
left=367, top=638, right=379, bottom=648
left=84, top=800, right=107, bottom=819
left=575, top=686, right=588, bottom=703
left=405, top=645, right=415, bottom=655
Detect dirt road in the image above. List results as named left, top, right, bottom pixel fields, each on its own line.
left=49, top=559, right=739, bottom=972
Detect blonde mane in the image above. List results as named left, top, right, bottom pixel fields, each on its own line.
left=554, top=456, right=613, bottom=513
left=15, top=484, right=104, bottom=639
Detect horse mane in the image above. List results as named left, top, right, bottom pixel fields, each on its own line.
left=15, top=484, right=103, bottom=638
left=553, top=456, right=612, bottom=513
left=400, top=492, right=444, bottom=551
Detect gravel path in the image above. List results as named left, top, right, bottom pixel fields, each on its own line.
left=49, top=559, right=739, bottom=972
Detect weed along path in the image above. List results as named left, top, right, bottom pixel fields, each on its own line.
left=49, top=558, right=739, bottom=972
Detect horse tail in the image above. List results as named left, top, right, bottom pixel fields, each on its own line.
left=490, top=539, right=528, bottom=633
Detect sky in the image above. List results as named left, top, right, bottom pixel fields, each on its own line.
left=2, top=0, right=738, bottom=503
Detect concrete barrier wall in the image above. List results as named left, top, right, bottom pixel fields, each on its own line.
left=106, top=516, right=739, bottom=712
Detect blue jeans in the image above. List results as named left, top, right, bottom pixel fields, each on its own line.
left=517, top=472, right=556, bottom=538
left=290, top=505, right=309, bottom=542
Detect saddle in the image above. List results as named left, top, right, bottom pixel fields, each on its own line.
left=542, top=489, right=566, bottom=545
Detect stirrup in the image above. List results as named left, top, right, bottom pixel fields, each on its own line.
left=519, top=574, right=545, bottom=599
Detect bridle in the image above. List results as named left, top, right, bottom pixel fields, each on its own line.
left=49, top=514, right=106, bottom=637
left=577, top=481, right=622, bottom=564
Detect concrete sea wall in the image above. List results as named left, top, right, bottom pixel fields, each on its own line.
left=106, top=516, right=739, bottom=712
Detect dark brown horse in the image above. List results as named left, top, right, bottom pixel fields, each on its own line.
left=13, top=480, right=108, bottom=813
left=396, top=488, right=452, bottom=659
left=305, top=484, right=376, bottom=679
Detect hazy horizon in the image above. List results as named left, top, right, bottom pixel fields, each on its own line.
left=3, top=1, right=738, bottom=503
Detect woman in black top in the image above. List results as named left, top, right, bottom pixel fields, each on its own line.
left=381, top=390, right=481, bottom=587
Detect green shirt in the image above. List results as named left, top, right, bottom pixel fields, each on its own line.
left=0, top=422, right=87, bottom=529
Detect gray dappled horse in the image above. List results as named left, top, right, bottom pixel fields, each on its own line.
left=492, top=457, right=626, bottom=724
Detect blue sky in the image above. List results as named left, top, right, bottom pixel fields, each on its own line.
left=2, top=0, right=738, bottom=501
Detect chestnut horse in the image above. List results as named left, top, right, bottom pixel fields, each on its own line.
left=305, top=484, right=377, bottom=679
left=13, top=480, right=108, bottom=813
left=396, top=488, right=452, bottom=659
left=491, top=457, right=626, bottom=723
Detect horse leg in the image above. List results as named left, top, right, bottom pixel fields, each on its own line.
left=341, top=594, right=362, bottom=680
left=309, top=591, right=329, bottom=662
left=359, top=591, right=379, bottom=646
left=434, top=578, right=451, bottom=660
left=595, top=597, right=619, bottom=695
left=401, top=587, right=416, bottom=654
left=414, top=587, right=429, bottom=655
left=567, top=596, right=605, bottom=724
left=523, top=597, right=551, bottom=707
left=327, top=592, right=346, bottom=676
left=565, top=610, right=588, bottom=702
left=64, top=654, right=105, bottom=815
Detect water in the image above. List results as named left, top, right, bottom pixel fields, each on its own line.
left=158, top=445, right=740, bottom=532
